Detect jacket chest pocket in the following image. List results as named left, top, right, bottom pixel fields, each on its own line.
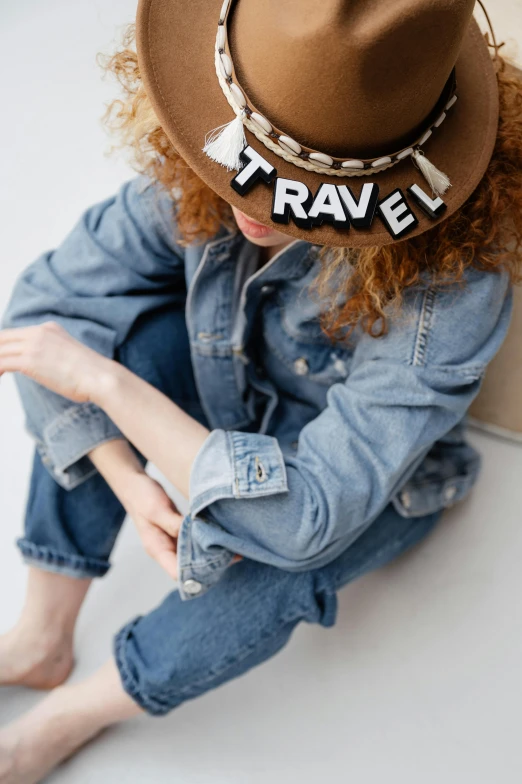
left=261, top=295, right=353, bottom=386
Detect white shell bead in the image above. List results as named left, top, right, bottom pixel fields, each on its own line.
left=278, top=135, right=302, bottom=155
left=446, top=95, right=458, bottom=110
left=397, top=147, right=414, bottom=160
left=216, top=26, right=226, bottom=50
left=219, top=0, right=230, bottom=23
left=434, top=111, right=446, bottom=127
left=309, top=152, right=333, bottom=167
left=341, top=160, right=364, bottom=169
left=220, top=52, right=233, bottom=77
left=229, top=83, right=246, bottom=109
left=250, top=112, right=272, bottom=134
left=372, top=156, right=392, bottom=168
left=419, top=129, right=432, bottom=145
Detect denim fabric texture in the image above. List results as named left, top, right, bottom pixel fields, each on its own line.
left=2, top=176, right=512, bottom=602
left=17, top=307, right=442, bottom=715
left=114, top=504, right=441, bottom=716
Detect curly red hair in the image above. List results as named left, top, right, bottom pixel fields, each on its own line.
left=100, top=25, right=522, bottom=339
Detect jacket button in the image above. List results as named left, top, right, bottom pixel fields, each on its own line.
left=261, top=284, right=274, bottom=295
left=444, top=485, right=457, bottom=503
left=183, top=579, right=203, bottom=595
left=255, top=456, right=267, bottom=483
left=294, top=357, right=309, bottom=375
left=401, top=491, right=412, bottom=509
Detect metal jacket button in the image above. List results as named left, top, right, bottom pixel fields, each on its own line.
left=255, top=456, right=267, bottom=483
left=183, top=579, right=203, bottom=595
left=400, top=491, right=412, bottom=509
left=444, top=485, right=457, bottom=503
left=294, top=357, right=309, bottom=375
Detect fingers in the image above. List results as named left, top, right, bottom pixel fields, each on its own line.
left=155, top=505, right=184, bottom=538
left=0, top=322, right=66, bottom=357
left=0, top=356, right=27, bottom=374
left=142, top=525, right=179, bottom=581
left=140, top=514, right=242, bottom=581
left=156, top=548, right=180, bottom=582
left=0, top=323, right=61, bottom=345
left=0, top=329, right=26, bottom=344
left=0, top=347, right=22, bottom=358
left=0, top=324, right=56, bottom=374
left=0, top=339, right=25, bottom=373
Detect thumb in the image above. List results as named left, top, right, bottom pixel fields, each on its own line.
left=156, top=547, right=179, bottom=581
left=156, top=504, right=184, bottom=538
left=147, top=525, right=179, bottom=580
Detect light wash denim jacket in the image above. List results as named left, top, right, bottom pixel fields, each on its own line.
left=3, top=177, right=512, bottom=600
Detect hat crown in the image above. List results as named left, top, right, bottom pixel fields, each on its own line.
left=229, top=0, right=476, bottom=157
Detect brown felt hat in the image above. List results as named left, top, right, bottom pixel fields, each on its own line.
left=136, top=0, right=499, bottom=248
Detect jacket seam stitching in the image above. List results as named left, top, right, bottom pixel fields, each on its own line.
left=412, top=287, right=437, bottom=367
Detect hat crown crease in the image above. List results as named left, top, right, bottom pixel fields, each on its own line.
left=229, top=0, right=476, bottom=158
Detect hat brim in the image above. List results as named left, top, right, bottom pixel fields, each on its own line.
left=136, top=1, right=499, bottom=248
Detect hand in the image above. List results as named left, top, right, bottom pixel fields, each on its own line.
left=119, top=470, right=242, bottom=579
left=89, top=440, right=183, bottom=580
left=0, top=321, right=112, bottom=403
left=123, top=472, right=183, bottom=581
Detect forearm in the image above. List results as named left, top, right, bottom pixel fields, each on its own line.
left=93, top=360, right=209, bottom=500
left=89, top=439, right=145, bottom=505
left=89, top=434, right=185, bottom=582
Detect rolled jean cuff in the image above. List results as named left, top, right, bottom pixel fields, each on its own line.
left=114, top=619, right=182, bottom=716
left=41, top=402, right=123, bottom=490
left=17, top=538, right=111, bottom=579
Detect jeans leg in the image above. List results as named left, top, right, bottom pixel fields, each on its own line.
left=18, top=449, right=128, bottom=578
left=18, top=305, right=206, bottom=579
left=114, top=505, right=442, bottom=716
left=318, top=504, right=443, bottom=594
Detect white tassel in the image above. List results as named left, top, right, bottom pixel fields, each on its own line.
left=412, top=149, right=451, bottom=197
left=203, top=111, right=246, bottom=171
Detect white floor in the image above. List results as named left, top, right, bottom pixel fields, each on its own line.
left=1, top=2, right=522, bottom=782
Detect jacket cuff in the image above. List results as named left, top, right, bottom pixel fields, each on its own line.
left=39, top=403, right=123, bottom=490
left=178, top=429, right=289, bottom=599
left=176, top=513, right=236, bottom=600
left=189, top=429, right=288, bottom=516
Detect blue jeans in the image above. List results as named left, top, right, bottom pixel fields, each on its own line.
left=18, top=306, right=441, bottom=716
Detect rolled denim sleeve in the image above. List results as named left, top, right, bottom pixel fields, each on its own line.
left=177, top=269, right=512, bottom=600
left=2, top=176, right=186, bottom=489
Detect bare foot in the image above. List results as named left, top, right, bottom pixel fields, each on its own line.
left=0, top=686, right=102, bottom=784
left=0, top=623, right=74, bottom=690
left=0, top=661, right=140, bottom=784
left=0, top=740, right=16, bottom=784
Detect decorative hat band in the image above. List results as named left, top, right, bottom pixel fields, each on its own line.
left=203, top=0, right=457, bottom=197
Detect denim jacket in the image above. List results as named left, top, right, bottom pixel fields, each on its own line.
left=3, top=177, right=512, bottom=600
